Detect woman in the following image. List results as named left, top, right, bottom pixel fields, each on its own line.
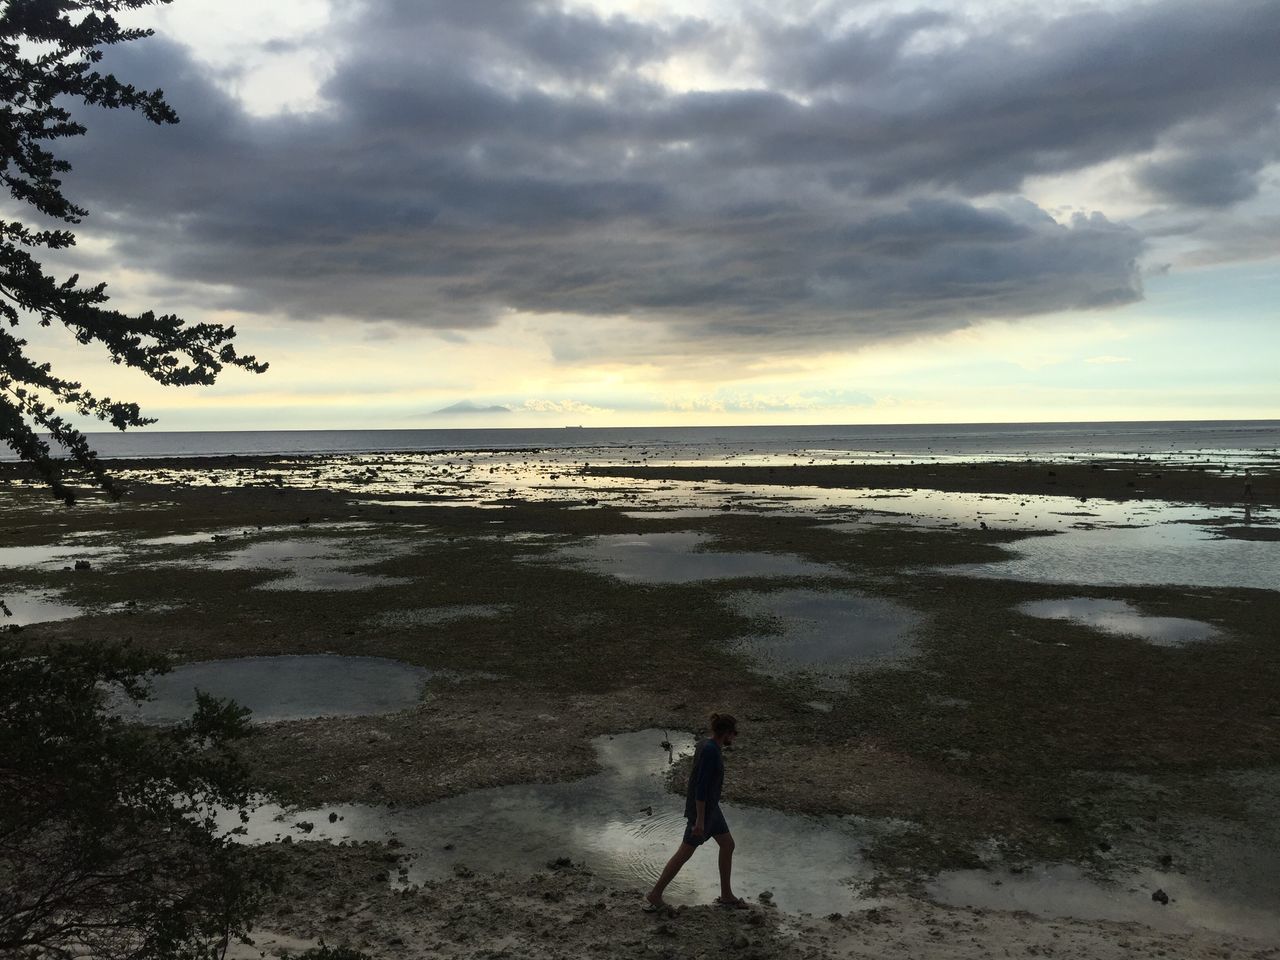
left=645, top=713, right=747, bottom=910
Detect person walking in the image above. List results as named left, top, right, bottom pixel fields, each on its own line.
left=645, top=713, right=747, bottom=910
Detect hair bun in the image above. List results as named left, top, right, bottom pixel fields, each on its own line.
left=709, top=712, right=738, bottom=735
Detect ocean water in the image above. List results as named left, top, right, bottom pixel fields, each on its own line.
left=3, top=420, right=1277, bottom=464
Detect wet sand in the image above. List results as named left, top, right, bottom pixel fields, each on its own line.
left=3, top=453, right=1279, bottom=957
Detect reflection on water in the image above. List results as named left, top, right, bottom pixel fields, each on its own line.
left=122, top=655, right=430, bottom=724
left=929, top=862, right=1280, bottom=941
left=1, top=590, right=83, bottom=627
left=227, top=731, right=889, bottom=915
left=140, top=529, right=252, bottom=546
left=0, top=542, right=118, bottom=570
left=730, top=589, right=920, bottom=686
left=1017, top=598, right=1221, bottom=646
left=547, top=532, right=842, bottom=584
left=202, top=537, right=413, bottom=591
left=954, top=521, right=1279, bottom=591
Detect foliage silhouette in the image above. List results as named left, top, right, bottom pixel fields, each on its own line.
left=0, top=637, right=271, bottom=959
left=0, top=0, right=265, bottom=503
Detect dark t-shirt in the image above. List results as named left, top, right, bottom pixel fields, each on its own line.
left=684, top=738, right=724, bottom=819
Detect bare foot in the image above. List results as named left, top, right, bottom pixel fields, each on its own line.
left=644, top=892, right=667, bottom=912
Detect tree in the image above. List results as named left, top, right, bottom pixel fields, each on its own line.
left=0, top=0, right=265, bottom=504
left=0, top=638, right=270, bottom=959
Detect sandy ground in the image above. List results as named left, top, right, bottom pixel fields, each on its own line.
left=4, top=453, right=1279, bottom=956
left=234, top=843, right=1278, bottom=960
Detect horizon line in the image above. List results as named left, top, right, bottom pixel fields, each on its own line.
left=70, top=417, right=1280, bottom=436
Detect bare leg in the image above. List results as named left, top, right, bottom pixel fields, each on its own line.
left=714, top=832, right=737, bottom=901
left=647, top=842, right=697, bottom=906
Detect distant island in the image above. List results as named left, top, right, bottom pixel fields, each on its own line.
left=432, top=400, right=512, bottom=415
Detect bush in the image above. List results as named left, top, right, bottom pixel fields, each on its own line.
left=0, top=638, right=270, bottom=959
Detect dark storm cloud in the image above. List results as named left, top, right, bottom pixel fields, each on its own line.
left=1135, top=112, right=1280, bottom=208
left=53, top=0, right=1279, bottom=352
left=1139, top=152, right=1264, bottom=209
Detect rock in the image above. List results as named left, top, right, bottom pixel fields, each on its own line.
left=757, top=890, right=774, bottom=902
left=1151, top=888, right=1169, bottom=905
left=1158, top=853, right=1173, bottom=868
left=329, top=812, right=339, bottom=823
left=732, top=933, right=750, bottom=949
left=74, top=559, right=92, bottom=571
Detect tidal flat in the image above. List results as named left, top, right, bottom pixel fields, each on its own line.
left=2, top=448, right=1278, bottom=957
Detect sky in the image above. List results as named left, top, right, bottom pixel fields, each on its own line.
left=22, top=0, right=1280, bottom=429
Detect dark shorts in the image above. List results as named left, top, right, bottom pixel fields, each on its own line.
left=683, top=810, right=730, bottom=847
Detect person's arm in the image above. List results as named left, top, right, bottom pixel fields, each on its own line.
left=691, top=745, right=717, bottom=834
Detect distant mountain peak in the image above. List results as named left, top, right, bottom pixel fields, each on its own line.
left=432, top=400, right=511, bottom=415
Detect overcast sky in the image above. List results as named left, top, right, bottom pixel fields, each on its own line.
left=28, top=0, right=1280, bottom=428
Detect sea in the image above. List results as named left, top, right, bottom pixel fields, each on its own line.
left=4, top=420, right=1277, bottom=465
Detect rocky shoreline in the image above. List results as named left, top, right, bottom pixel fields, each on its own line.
left=4, top=453, right=1278, bottom=956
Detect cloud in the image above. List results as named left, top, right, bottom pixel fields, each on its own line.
left=1135, top=112, right=1280, bottom=209
left=48, top=0, right=1280, bottom=361
left=1177, top=215, right=1280, bottom=267
left=664, top=389, right=874, bottom=413
left=1084, top=355, right=1131, bottom=365
left=522, top=399, right=612, bottom=415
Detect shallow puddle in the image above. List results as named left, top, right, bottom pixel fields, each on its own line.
left=1017, top=598, right=1221, bottom=646
left=1, top=590, right=84, bottom=627
left=953, top=522, right=1279, bottom=591
left=227, top=730, right=888, bottom=915
left=929, top=862, right=1280, bottom=941
left=0, top=542, right=119, bottom=570
left=201, top=537, right=413, bottom=591
left=547, top=532, right=842, bottom=584
left=121, top=655, right=431, bottom=724
left=730, top=589, right=921, bottom=685
left=140, top=529, right=253, bottom=546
